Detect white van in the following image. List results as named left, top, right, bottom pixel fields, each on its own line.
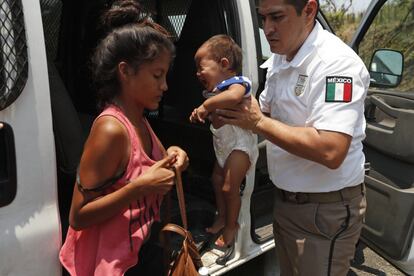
left=1, top=0, right=413, bottom=275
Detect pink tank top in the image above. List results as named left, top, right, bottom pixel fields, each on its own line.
left=59, top=105, right=164, bottom=276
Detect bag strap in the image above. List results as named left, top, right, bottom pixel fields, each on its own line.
left=173, top=167, right=188, bottom=230
left=162, top=223, right=189, bottom=239
left=160, top=223, right=203, bottom=271
left=150, top=125, right=188, bottom=230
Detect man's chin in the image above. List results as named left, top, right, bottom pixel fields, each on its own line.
left=270, top=45, right=283, bottom=55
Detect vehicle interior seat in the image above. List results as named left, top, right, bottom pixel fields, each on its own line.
left=162, top=0, right=227, bottom=121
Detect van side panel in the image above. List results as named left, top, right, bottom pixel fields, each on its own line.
left=0, top=0, right=61, bottom=275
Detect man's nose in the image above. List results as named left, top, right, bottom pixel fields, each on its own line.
left=263, top=18, right=274, bottom=36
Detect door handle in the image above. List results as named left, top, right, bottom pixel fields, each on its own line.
left=0, top=122, right=17, bottom=207
left=370, top=95, right=400, bottom=119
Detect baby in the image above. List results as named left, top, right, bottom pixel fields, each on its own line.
left=190, top=34, right=258, bottom=265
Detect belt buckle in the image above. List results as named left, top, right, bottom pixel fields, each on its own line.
left=286, top=192, right=308, bottom=204
left=286, top=192, right=297, bottom=203
left=295, top=193, right=309, bottom=204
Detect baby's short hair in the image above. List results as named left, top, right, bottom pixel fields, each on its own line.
left=203, top=34, right=242, bottom=74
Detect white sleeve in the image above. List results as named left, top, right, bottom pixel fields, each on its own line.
left=306, top=57, right=370, bottom=136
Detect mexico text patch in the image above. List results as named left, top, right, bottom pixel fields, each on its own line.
left=325, top=76, right=353, bottom=102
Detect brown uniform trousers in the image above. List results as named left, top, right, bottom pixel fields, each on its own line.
left=273, top=184, right=366, bottom=276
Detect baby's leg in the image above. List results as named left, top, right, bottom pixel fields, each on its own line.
left=218, top=150, right=250, bottom=246
left=206, top=162, right=226, bottom=234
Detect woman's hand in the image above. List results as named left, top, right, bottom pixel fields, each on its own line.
left=135, top=154, right=178, bottom=196
left=167, top=146, right=189, bottom=172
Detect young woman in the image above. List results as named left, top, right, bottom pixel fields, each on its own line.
left=59, top=1, right=188, bottom=275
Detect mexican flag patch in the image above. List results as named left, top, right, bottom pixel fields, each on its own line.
left=325, top=76, right=353, bottom=102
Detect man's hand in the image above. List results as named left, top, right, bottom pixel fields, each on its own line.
left=210, top=112, right=225, bottom=129
left=216, top=95, right=265, bottom=132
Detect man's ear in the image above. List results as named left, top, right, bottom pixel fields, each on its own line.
left=304, top=0, right=318, bottom=21
left=220, top=57, right=230, bottom=69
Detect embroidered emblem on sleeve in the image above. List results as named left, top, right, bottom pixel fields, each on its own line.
left=325, top=76, right=353, bottom=102
left=294, top=74, right=308, bottom=96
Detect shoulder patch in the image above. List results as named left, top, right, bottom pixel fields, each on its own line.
left=325, top=76, right=352, bottom=102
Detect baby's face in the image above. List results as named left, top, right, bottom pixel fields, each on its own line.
left=194, top=47, right=226, bottom=92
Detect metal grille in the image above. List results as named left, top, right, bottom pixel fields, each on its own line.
left=0, top=0, right=27, bottom=111
left=40, top=0, right=62, bottom=61
left=140, top=0, right=192, bottom=42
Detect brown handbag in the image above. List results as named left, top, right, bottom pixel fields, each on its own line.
left=160, top=168, right=203, bottom=276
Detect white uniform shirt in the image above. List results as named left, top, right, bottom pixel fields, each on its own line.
left=259, top=22, right=370, bottom=193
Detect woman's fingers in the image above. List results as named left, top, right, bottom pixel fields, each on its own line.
left=155, top=153, right=177, bottom=169
left=167, top=146, right=189, bottom=172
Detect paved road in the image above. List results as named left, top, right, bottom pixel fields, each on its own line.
left=349, top=242, right=407, bottom=276
left=224, top=241, right=407, bottom=276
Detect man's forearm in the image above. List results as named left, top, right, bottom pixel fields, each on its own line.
left=254, top=116, right=349, bottom=169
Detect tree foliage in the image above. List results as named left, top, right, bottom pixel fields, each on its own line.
left=321, top=0, right=414, bottom=91
left=358, top=0, right=414, bottom=91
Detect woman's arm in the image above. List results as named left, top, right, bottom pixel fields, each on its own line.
left=69, top=116, right=177, bottom=230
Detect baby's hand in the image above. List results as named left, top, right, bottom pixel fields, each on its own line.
left=189, top=105, right=209, bottom=123
left=189, top=108, right=198, bottom=123
left=196, top=105, right=209, bottom=122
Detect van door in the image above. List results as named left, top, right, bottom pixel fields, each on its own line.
left=348, top=0, right=414, bottom=274
left=0, top=0, right=61, bottom=275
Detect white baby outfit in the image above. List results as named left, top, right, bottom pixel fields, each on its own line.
left=207, top=76, right=258, bottom=172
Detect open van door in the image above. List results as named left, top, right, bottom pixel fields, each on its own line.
left=348, top=0, right=414, bottom=274
left=0, top=0, right=61, bottom=274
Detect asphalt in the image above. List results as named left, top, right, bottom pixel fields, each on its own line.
left=348, top=242, right=407, bottom=276
left=224, top=241, right=408, bottom=276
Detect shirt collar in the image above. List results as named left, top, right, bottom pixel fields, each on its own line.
left=260, top=22, right=322, bottom=72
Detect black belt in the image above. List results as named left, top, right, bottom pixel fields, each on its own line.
left=277, top=184, right=365, bottom=204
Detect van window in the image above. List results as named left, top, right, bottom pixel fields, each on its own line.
left=0, top=0, right=27, bottom=111
left=0, top=122, right=17, bottom=207
left=358, top=0, right=414, bottom=92
left=156, top=0, right=235, bottom=119
left=319, top=0, right=370, bottom=44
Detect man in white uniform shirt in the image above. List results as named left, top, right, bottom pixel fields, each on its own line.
left=217, top=0, right=369, bottom=275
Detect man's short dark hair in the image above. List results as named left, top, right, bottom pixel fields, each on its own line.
left=284, top=0, right=319, bottom=15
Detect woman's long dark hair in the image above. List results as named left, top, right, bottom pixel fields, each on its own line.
left=91, top=0, right=175, bottom=109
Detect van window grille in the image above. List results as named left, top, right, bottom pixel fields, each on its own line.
left=0, top=0, right=28, bottom=111
left=40, top=0, right=62, bottom=61
left=140, top=0, right=192, bottom=42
